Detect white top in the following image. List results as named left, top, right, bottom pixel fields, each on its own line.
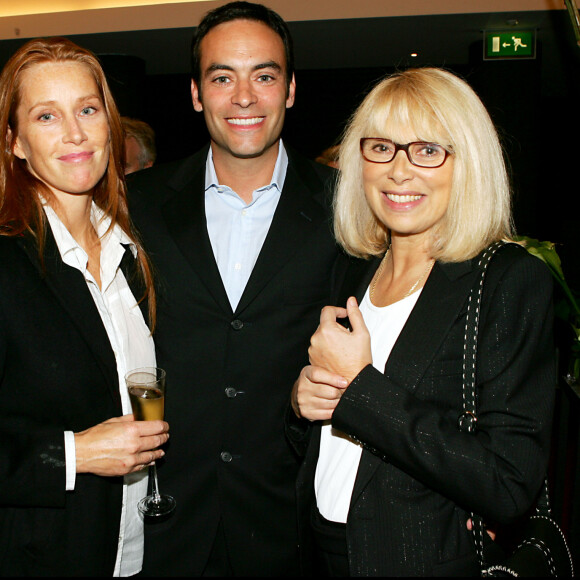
left=315, top=286, right=420, bottom=523
left=44, top=202, right=156, bottom=576
left=204, top=141, right=287, bottom=310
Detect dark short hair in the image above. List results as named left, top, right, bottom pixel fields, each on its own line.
left=191, top=1, right=294, bottom=93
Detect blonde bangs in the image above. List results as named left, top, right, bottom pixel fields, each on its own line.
left=363, top=79, right=453, bottom=150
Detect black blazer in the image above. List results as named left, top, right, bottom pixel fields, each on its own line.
left=292, top=243, right=556, bottom=576
left=128, top=145, right=341, bottom=576
left=0, top=229, right=140, bottom=576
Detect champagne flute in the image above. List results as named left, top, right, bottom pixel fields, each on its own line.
left=126, top=366, right=176, bottom=517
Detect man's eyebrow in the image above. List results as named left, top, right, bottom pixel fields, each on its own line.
left=204, top=61, right=282, bottom=76
left=254, top=61, right=282, bottom=72
left=205, top=64, right=234, bottom=75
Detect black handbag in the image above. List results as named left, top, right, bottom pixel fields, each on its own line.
left=458, top=241, right=575, bottom=577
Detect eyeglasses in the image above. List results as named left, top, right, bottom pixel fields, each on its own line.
left=360, top=138, right=452, bottom=168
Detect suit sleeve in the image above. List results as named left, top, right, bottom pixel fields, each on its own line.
left=332, top=251, right=555, bottom=524
left=284, top=250, right=357, bottom=457
left=0, top=301, right=67, bottom=508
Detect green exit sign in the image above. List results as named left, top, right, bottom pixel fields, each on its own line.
left=484, top=30, right=536, bottom=60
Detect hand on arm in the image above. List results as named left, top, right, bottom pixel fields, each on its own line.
left=74, top=414, right=169, bottom=477
left=292, top=297, right=372, bottom=421
left=309, top=297, right=372, bottom=383
left=291, top=365, right=348, bottom=421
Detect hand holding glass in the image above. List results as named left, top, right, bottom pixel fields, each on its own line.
left=126, top=367, right=176, bottom=517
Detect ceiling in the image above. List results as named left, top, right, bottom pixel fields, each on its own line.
left=0, top=1, right=566, bottom=35
left=0, top=1, right=578, bottom=87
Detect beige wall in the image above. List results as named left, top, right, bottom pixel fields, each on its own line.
left=0, top=0, right=563, bottom=39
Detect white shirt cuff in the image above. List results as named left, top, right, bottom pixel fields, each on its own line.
left=64, top=431, right=77, bottom=491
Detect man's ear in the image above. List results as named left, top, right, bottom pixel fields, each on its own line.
left=286, top=73, right=296, bottom=109
left=191, top=79, right=203, bottom=113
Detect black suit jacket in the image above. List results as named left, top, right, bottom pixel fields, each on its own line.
left=292, top=243, right=556, bottom=576
left=128, top=145, right=340, bottom=576
left=0, top=229, right=140, bottom=576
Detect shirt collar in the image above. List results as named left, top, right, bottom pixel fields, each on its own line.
left=204, top=139, right=288, bottom=195
left=43, top=199, right=137, bottom=266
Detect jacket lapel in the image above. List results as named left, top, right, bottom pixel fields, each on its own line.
left=18, top=230, right=121, bottom=408
left=119, top=243, right=149, bottom=325
left=161, top=150, right=232, bottom=315
left=160, top=146, right=333, bottom=316
left=349, top=257, right=478, bottom=505
left=384, top=259, right=475, bottom=388
left=335, top=255, right=379, bottom=307
left=235, top=150, right=331, bottom=314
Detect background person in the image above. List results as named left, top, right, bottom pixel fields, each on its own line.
left=0, top=37, right=168, bottom=576
left=128, top=1, right=341, bottom=576
left=122, top=116, right=156, bottom=174
left=315, top=144, right=340, bottom=169
left=290, top=67, right=556, bottom=576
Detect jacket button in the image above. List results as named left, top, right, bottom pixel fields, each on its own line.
left=230, top=319, right=244, bottom=330
left=220, top=451, right=233, bottom=463
left=225, top=387, right=237, bottom=398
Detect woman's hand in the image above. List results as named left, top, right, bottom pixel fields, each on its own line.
left=74, top=414, right=169, bottom=476
left=291, top=365, right=348, bottom=421
left=309, top=296, right=372, bottom=383
left=467, top=518, right=497, bottom=541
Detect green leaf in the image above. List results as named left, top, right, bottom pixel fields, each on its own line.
left=515, top=236, right=580, bottom=317
left=514, top=236, right=565, bottom=280
left=515, top=236, right=580, bottom=382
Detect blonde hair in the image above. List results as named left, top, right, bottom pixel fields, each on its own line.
left=334, top=67, right=514, bottom=262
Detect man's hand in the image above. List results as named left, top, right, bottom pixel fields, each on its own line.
left=291, top=365, right=348, bottom=421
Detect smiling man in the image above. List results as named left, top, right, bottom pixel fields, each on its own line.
left=191, top=17, right=295, bottom=194
left=128, top=2, right=340, bottom=576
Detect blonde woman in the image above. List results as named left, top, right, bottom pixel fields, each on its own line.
left=290, top=68, right=555, bottom=576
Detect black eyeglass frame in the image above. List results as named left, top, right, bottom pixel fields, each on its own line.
left=360, top=138, right=453, bottom=168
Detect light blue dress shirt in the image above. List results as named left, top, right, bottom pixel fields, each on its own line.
left=204, top=141, right=288, bottom=310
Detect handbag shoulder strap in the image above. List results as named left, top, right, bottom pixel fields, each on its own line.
left=458, top=241, right=507, bottom=433
left=458, top=240, right=554, bottom=571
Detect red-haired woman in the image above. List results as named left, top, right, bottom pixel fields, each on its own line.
left=0, top=37, right=168, bottom=576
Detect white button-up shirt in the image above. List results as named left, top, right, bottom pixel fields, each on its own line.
left=204, top=141, right=288, bottom=310
left=44, top=202, right=155, bottom=576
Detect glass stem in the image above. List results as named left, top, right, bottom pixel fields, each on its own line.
left=149, top=461, right=162, bottom=503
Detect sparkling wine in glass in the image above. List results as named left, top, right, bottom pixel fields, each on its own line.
left=126, top=367, right=176, bottom=517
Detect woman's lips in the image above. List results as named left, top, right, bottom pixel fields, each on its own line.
left=385, top=192, right=423, bottom=203
left=382, top=191, right=425, bottom=210
left=58, top=151, right=93, bottom=163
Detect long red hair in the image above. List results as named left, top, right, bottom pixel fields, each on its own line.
left=0, top=37, right=156, bottom=328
